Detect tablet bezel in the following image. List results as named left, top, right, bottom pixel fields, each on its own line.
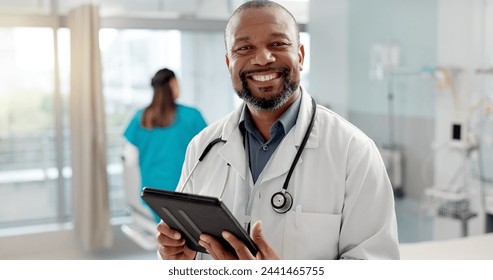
left=141, top=187, right=258, bottom=257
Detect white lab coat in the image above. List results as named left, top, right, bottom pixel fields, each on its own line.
left=178, top=89, right=400, bottom=260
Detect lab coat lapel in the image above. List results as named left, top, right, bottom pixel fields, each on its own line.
left=294, top=88, right=319, bottom=150
left=217, top=105, right=247, bottom=180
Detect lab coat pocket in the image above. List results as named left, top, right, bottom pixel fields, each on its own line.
left=283, top=211, right=341, bottom=259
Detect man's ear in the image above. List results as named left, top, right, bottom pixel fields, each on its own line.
left=225, top=53, right=230, bottom=68
left=298, top=44, right=305, bottom=71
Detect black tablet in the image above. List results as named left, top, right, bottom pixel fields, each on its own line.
left=141, top=187, right=258, bottom=257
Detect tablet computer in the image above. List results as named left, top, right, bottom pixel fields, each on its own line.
left=141, top=187, right=258, bottom=257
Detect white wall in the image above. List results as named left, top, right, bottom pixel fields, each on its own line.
left=308, top=0, right=348, bottom=117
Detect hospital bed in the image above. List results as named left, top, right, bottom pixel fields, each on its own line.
left=120, top=147, right=157, bottom=251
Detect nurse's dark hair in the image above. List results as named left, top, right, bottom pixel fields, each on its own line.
left=224, top=0, right=300, bottom=48
left=142, top=68, right=177, bottom=129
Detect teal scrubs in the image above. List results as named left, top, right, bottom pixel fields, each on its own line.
left=123, top=104, right=207, bottom=223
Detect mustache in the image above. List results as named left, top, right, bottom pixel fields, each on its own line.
left=239, top=66, right=289, bottom=80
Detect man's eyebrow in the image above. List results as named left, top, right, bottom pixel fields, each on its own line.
left=271, top=32, right=290, bottom=40
left=233, top=33, right=291, bottom=45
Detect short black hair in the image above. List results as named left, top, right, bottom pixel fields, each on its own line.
left=224, top=0, right=300, bottom=49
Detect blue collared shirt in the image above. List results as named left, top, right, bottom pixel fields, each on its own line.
left=239, top=93, right=302, bottom=183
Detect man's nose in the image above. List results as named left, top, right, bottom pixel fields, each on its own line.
left=251, top=48, right=276, bottom=65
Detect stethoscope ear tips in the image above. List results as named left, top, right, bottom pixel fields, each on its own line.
left=271, top=191, right=293, bottom=214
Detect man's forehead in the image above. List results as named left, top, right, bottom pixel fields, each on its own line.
left=225, top=7, right=295, bottom=44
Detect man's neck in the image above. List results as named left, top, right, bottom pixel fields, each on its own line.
left=247, top=91, right=300, bottom=141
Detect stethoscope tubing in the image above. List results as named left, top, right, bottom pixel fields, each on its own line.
left=178, top=97, right=317, bottom=214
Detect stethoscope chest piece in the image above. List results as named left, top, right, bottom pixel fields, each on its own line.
left=271, top=191, right=293, bottom=214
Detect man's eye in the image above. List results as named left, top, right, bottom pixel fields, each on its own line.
left=236, top=46, right=252, bottom=51
left=272, top=42, right=289, bottom=47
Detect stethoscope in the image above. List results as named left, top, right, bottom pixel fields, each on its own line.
left=178, top=97, right=317, bottom=214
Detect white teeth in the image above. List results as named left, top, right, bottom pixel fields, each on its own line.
left=251, top=73, right=278, bottom=82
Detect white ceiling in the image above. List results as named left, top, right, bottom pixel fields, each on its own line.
left=0, top=0, right=309, bottom=23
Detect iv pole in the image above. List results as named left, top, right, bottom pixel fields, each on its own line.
left=387, top=70, right=396, bottom=150
left=371, top=41, right=404, bottom=198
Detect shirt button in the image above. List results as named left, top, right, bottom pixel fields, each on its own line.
left=262, top=145, right=268, bottom=151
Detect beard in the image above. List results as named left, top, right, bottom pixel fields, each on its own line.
left=234, top=67, right=299, bottom=111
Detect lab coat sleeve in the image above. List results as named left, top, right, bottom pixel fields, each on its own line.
left=338, top=139, right=400, bottom=260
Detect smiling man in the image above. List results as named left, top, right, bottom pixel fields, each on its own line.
left=156, top=0, right=400, bottom=260
left=225, top=1, right=304, bottom=141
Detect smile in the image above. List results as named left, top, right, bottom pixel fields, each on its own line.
left=249, top=72, right=282, bottom=82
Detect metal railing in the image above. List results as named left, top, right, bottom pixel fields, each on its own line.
left=0, top=127, right=128, bottom=228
